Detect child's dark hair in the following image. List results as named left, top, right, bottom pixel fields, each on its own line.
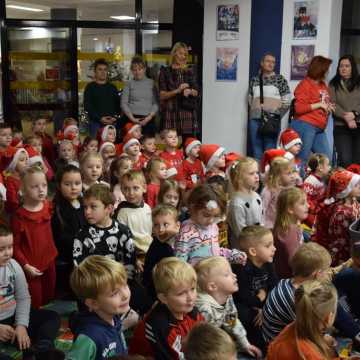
left=307, top=153, right=328, bottom=173
left=206, top=175, right=226, bottom=193
left=158, top=179, right=182, bottom=209
left=83, top=184, right=114, bottom=207
left=23, top=134, right=42, bottom=145
left=131, top=55, right=146, bottom=69
left=0, top=123, right=11, bottom=130
left=81, top=136, right=98, bottom=152
left=94, top=58, right=108, bottom=70
left=109, top=156, right=131, bottom=187
left=0, top=224, right=12, bottom=238
left=140, top=133, right=155, bottom=145
left=55, top=164, right=81, bottom=186
left=187, top=184, right=226, bottom=215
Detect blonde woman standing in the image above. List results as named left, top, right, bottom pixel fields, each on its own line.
left=159, top=42, right=199, bottom=136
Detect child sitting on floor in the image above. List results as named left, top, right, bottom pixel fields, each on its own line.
left=67, top=256, right=130, bottom=360
left=129, top=257, right=203, bottom=359
left=195, top=256, right=262, bottom=358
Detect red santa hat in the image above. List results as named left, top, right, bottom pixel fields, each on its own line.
left=261, top=148, right=294, bottom=173
left=97, top=125, right=116, bottom=143
left=63, top=124, right=79, bottom=139
left=347, top=164, right=360, bottom=175
left=279, top=128, right=302, bottom=150
left=1, top=147, right=28, bottom=172
left=25, top=145, right=44, bottom=167
left=184, top=137, right=201, bottom=156
left=325, top=169, right=360, bottom=204
left=122, top=134, right=140, bottom=152
left=225, top=152, right=243, bottom=170
left=124, top=122, right=141, bottom=136
left=99, top=141, right=116, bottom=155
left=199, top=144, right=225, bottom=170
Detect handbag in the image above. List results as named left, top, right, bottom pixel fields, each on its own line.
left=258, top=73, right=280, bottom=136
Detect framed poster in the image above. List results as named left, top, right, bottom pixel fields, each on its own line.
left=290, top=45, right=315, bottom=80
left=293, top=1, right=318, bottom=39
left=216, top=47, right=238, bottom=81
left=216, top=5, right=239, bottom=41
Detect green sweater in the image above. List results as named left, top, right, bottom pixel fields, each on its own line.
left=84, top=82, right=121, bottom=124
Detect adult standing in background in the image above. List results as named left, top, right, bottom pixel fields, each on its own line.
left=329, top=55, right=360, bottom=167
left=248, top=53, right=291, bottom=161
left=159, top=42, right=199, bottom=137
left=84, top=58, right=121, bottom=137
left=291, top=56, right=335, bottom=167
left=121, top=56, right=159, bottom=136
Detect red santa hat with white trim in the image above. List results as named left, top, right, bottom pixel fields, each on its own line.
left=123, top=122, right=141, bottom=136
left=63, top=124, right=79, bottom=140
left=184, top=137, right=201, bottom=156
left=97, top=125, right=116, bottom=143
left=25, top=145, right=44, bottom=167
left=279, top=128, right=302, bottom=150
left=1, top=147, right=28, bottom=172
left=122, top=134, right=140, bottom=152
left=199, top=144, right=225, bottom=170
left=99, top=141, right=116, bottom=155
left=261, top=148, right=294, bottom=173
left=325, top=169, right=360, bottom=204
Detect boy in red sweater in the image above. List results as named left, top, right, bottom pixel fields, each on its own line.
left=182, top=137, right=205, bottom=190
left=32, top=118, right=56, bottom=168
left=159, top=129, right=184, bottom=182
left=12, top=166, right=58, bottom=308
left=129, top=257, right=203, bottom=359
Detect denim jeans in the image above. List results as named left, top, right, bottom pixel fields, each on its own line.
left=249, top=118, right=279, bottom=161
left=290, top=119, right=332, bottom=170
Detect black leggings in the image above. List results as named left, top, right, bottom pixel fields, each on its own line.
left=0, top=308, right=60, bottom=352
left=334, top=125, right=360, bottom=167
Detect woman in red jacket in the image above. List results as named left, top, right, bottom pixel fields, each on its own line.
left=290, top=56, right=335, bottom=171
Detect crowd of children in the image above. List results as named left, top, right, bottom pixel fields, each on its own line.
left=1, top=110, right=360, bottom=360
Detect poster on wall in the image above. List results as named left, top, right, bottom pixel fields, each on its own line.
left=216, top=47, right=238, bottom=81
left=293, top=1, right=318, bottom=39
left=290, top=45, right=315, bottom=80
left=216, top=5, right=239, bottom=41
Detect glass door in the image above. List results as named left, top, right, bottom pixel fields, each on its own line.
left=7, top=27, right=72, bottom=135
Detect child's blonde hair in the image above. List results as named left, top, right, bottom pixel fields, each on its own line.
left=145, top=157, right=166, bottom=183
left=290, top=242, right=331, bottom=277
left=70, top=255, right=127, bottom=301
left=307, top=153, right=329, bottom=173
left=295, top=280, right=337, bottom=360
left=266, top=157, right=292, bottom=189
left=274, top=187, right=306, bottom=234
left=109, top=155, right=132, bottom=187
left=161, top=128, right=177, bottom=139
left=83, top=184, right=114, bottom=207
left=194, top=256, right=228, bottom=292
left=152, top=257, right=197, bottom=295
left=238, top=225, right=272, bottom=252
left=63, top=117, right=78, bottom=127
left=229, top=157, right=258, bottom=191
left=152, top=204, right=178, bottom=222
left=158, top=179, right=182, bottom=210
left=21, top=165, right=46, bottom=190
left=80, top=151, right=103, bottom=168
left=184, top=323, right=236, bottom=360
left=121, top=170, right=146, bottom=187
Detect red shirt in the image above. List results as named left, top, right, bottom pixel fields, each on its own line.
left=160, top=150, right=184, bottom=181
left=4, top=174, right=21, bottom=214
left=36, top=132, right=56, bottom=168
left=145, top=183, right=160, bottom=208
left=182, top=158, right=205, bottom=190
left=12, top=200, right=58, bottom=271
left=139, top=152, right=152, bottom=170
left=294, top=77, right=330, bottom=130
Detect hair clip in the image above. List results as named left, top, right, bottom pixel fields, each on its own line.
left=206, top=200, right=218, bottom=210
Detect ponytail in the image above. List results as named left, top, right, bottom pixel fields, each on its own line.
left=295, top=280, right=337, bottom=360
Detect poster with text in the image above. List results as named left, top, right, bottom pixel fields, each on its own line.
left=293, top=1, right=318, bottom=39
left=216, top=5, right=239, bottom=40
left=216, top=47, right=238, bottom=81
left=290, top=45, right=314, bottom=80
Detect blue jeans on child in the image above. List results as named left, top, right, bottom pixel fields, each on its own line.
left=249, top=118, right=279, bottom=161
left=290, top=119, right=332, bottom=172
